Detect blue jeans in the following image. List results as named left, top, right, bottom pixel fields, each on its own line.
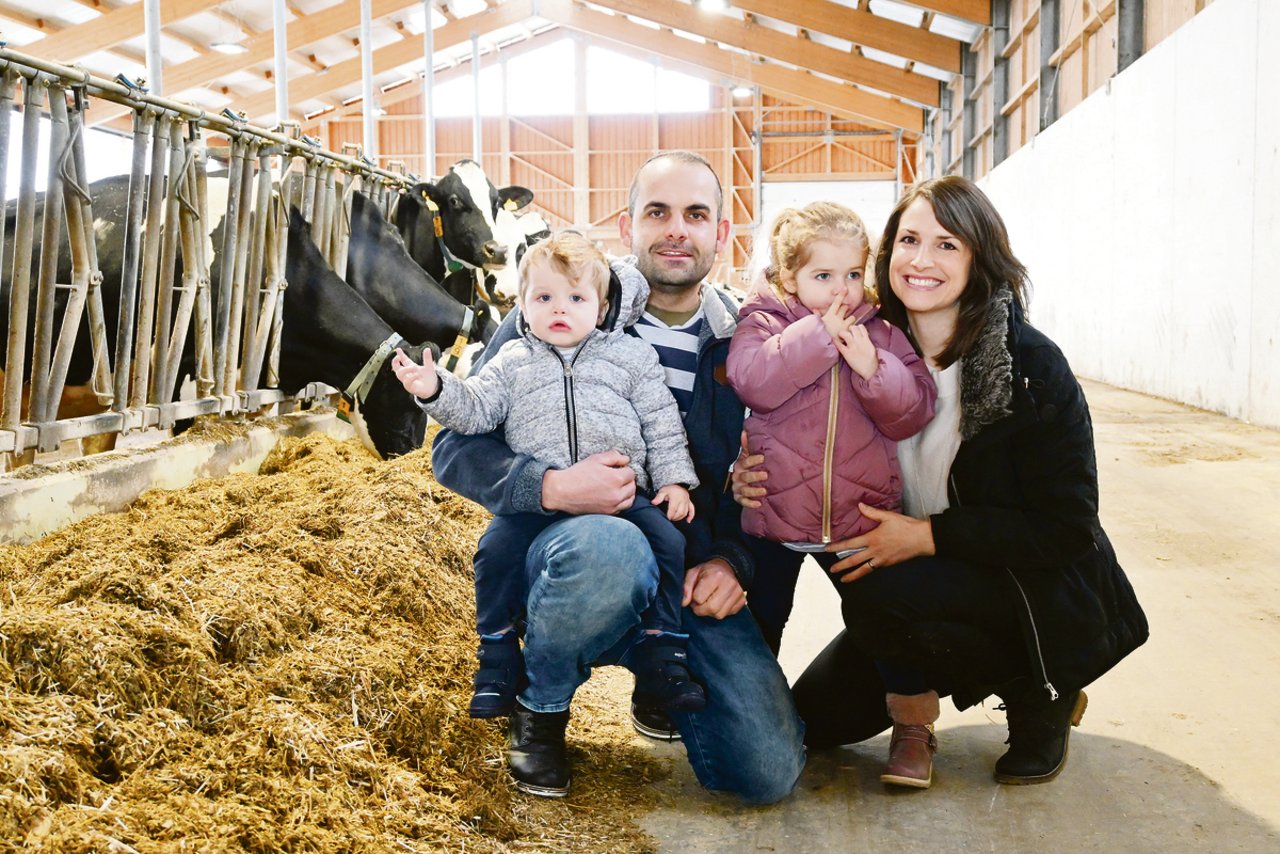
left=519, top=514, right=806, bottom=804
left=474, top=495, right=686, bottom=635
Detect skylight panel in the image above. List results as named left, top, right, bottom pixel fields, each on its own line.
left=861, top=46, right=910, bottom=69
left=868, top=0, right=925, bottom=28
left=930, top=13, right=985, bottom=43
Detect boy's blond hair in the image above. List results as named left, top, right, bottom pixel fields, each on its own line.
left=518, top=231, right=611, bottom=318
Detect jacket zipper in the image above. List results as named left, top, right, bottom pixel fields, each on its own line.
left=554, top=345, right=583, bottom=463
left=949, top=473, right=1058, bottom=701
left=822, top=363, right=839, bottom=543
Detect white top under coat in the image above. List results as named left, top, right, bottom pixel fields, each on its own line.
left=899, top=359, right=962, bottom=519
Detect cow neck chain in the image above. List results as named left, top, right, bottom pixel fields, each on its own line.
left=344, top=333, right=406, bottom=405
left=423, top=197, right=481, bottom=274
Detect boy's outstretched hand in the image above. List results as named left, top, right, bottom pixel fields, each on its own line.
left=391, top=347, right=440, bottom=399
left=653, top=483, right=695, bottom=523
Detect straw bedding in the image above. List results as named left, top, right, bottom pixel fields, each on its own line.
left=0, top=429, right=669, bottom=851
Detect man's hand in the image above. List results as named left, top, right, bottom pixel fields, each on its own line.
left=542, top=450, right=636, bottom=515
left=827, top=503, right=936, bottom=583
left=391, top=347, right=440, bottom=399
left=682, top=559, right=747, bottom=619
left=652, top=484, right=695, bottom=522
left=730, top=430, right=768, bottom=509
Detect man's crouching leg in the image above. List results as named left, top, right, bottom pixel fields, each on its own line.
left=510, top=516, right=657, bottom=797
left=670, top=609, right=807, bottom=804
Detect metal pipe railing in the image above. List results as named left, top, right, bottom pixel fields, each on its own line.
left=0, top=44, right=420, bottom=463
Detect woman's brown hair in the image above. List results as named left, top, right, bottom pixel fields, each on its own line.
left=873, top=176, right=1029, bottom=368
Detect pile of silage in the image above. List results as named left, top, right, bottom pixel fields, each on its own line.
left=0, top=431, right=670, bottom=852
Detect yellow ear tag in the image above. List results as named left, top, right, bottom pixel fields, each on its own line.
left=503, top=199, right=518, bottom=211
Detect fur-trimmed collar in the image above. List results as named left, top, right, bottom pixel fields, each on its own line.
left=959, top=289, right=1015, bottom=440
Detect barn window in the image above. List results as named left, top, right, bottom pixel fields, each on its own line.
left=585, top=46, right=709, bottom=115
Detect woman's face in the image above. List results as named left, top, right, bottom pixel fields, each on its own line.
left=888, top=197, right=972, bottom=322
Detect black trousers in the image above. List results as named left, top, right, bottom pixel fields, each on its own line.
left=793, top=554, right=1030, bottom=748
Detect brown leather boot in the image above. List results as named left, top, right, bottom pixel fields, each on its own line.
left=880, top=691, right=940, bottom=788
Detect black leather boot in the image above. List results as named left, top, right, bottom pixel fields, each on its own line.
left=994, top=689, right=1088, bottom=784
left=507, top=702, right=571, bottom=797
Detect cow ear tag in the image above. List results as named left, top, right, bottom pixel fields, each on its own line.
left=433, top=216, right=444, bottom=238
left=504, top=199, right=519, bottom=211
left=336, top=395, right=352, bottom=423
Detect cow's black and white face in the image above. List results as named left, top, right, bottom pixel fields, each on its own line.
left=398, top=160, right=534, bottom=279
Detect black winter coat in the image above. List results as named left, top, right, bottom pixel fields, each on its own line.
left=930, top=292, right=1148, bottom=704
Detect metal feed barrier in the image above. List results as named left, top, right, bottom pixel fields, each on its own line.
left=0, top=46, right=416, bottom=464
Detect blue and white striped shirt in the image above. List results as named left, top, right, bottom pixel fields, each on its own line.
left=633, top=309, right=705, bottom=418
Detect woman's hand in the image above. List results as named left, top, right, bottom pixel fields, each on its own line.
left=827, top=503, right=936, bottom=582
left=730, top=430, right=768, bottom=509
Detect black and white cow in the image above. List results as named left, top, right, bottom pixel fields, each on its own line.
left=280, top=207, right=432, bottom=459
left=344, top=190, right=497, bottom=357
left=391, top=159, right=534, bottom=295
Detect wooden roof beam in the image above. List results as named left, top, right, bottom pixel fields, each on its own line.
left=590, top=0, right=938, bottom=106
left=730, top=0, right=962, bottom=72
left=229, top=0, right=535, bottom=123
left=539, top=0, right=922, bottom=132
left=88, top=0, right=429, bottom=127
left=904, top=1, right=991, bottom=26
left=21, top=0, right=216, bottom=63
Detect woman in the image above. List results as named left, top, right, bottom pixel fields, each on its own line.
left=733, top=176, right=1148, bottom=787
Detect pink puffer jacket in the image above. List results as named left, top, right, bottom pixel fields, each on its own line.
left=727, top=287, right=936, bottom=544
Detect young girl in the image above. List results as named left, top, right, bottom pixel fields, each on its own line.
left=726, top=201, right=941, bottom=787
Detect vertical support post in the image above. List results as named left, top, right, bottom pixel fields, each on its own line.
left=471, top=33, right=483, bottom=163
left=572, top=36, right=589, bottom=228
left=992, top=0, right=1011, bottom=166
left=1039, top=0, right=1061, bottom=131
left=894, top=129, right=904, bottom=199
left=28, top=83, right=70, bottom=425
left=751, top=88, right=762, bottom=228
left=131, top=114, right=171, bottom=408
left=361, top=0, right=377, bottom=160
left=961, top=43, right=976, bottom=180
left=223, top=143, right=257, bottom=397
left=499, top=52, right=511, bottom=188
left=940, top=85, right=953, bottom=176
left=144, top=0, right=164, bottom=95
left=149, top=119, right=187, bottom=406
left=212, top=135, right=246, bottom=400
left=273, top=0, right=290, bottom=127
left=113, top=110, right=155, bottom=413
left=423, top=0, right=436, bottom=177
left=240, top=147, right=274, bottom=387
left=1118, top=0, right=1145, bottom=73
left=3, top=74, right=45, bottom=435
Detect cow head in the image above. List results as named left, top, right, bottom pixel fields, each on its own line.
left=281, top=206, right=429, bottom=460
left=393, top=160, right=533, bottom=281
left=486, top=208, right=551, bottom=308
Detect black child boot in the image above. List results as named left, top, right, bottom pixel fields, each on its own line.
left=507, top=701, right=571, bottom=797
left=632, top=632, right=707, bottom=713
left=469, top=632, right=525, bottom=719
left=994, top=688, right=1088, bottom=784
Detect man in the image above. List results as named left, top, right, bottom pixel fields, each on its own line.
left=431, top=152, right=805, bottom=802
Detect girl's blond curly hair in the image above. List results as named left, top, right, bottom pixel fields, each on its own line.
left=762, top=201, right=876, bottom=305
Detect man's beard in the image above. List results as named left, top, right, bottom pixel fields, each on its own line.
left=634, top=245, right=713, bottom=293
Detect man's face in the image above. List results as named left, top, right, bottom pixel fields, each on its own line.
left=619, top=159, right=730, bottom=295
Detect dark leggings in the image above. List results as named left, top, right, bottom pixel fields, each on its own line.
left=792, top=554, right=1031, bottom=748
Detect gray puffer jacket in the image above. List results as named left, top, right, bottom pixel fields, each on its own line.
left=419, top=258, right=698, bottom=493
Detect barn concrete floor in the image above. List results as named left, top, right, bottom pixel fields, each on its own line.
left=637, top=379, right=1280, bottom=853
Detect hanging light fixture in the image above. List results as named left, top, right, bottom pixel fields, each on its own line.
left=732, top=85, right=753, bottom=99
left=211, top=1, right=250, bottom=55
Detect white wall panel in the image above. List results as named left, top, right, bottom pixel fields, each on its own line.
left=1251, top=0, right=1280, bottom=427
left=980, top=0, right=1278, bottom=427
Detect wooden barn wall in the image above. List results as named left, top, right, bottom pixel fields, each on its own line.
left=316, top=89, right=912, bottom=288
left=926, top=0, right=1215, bottom=182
